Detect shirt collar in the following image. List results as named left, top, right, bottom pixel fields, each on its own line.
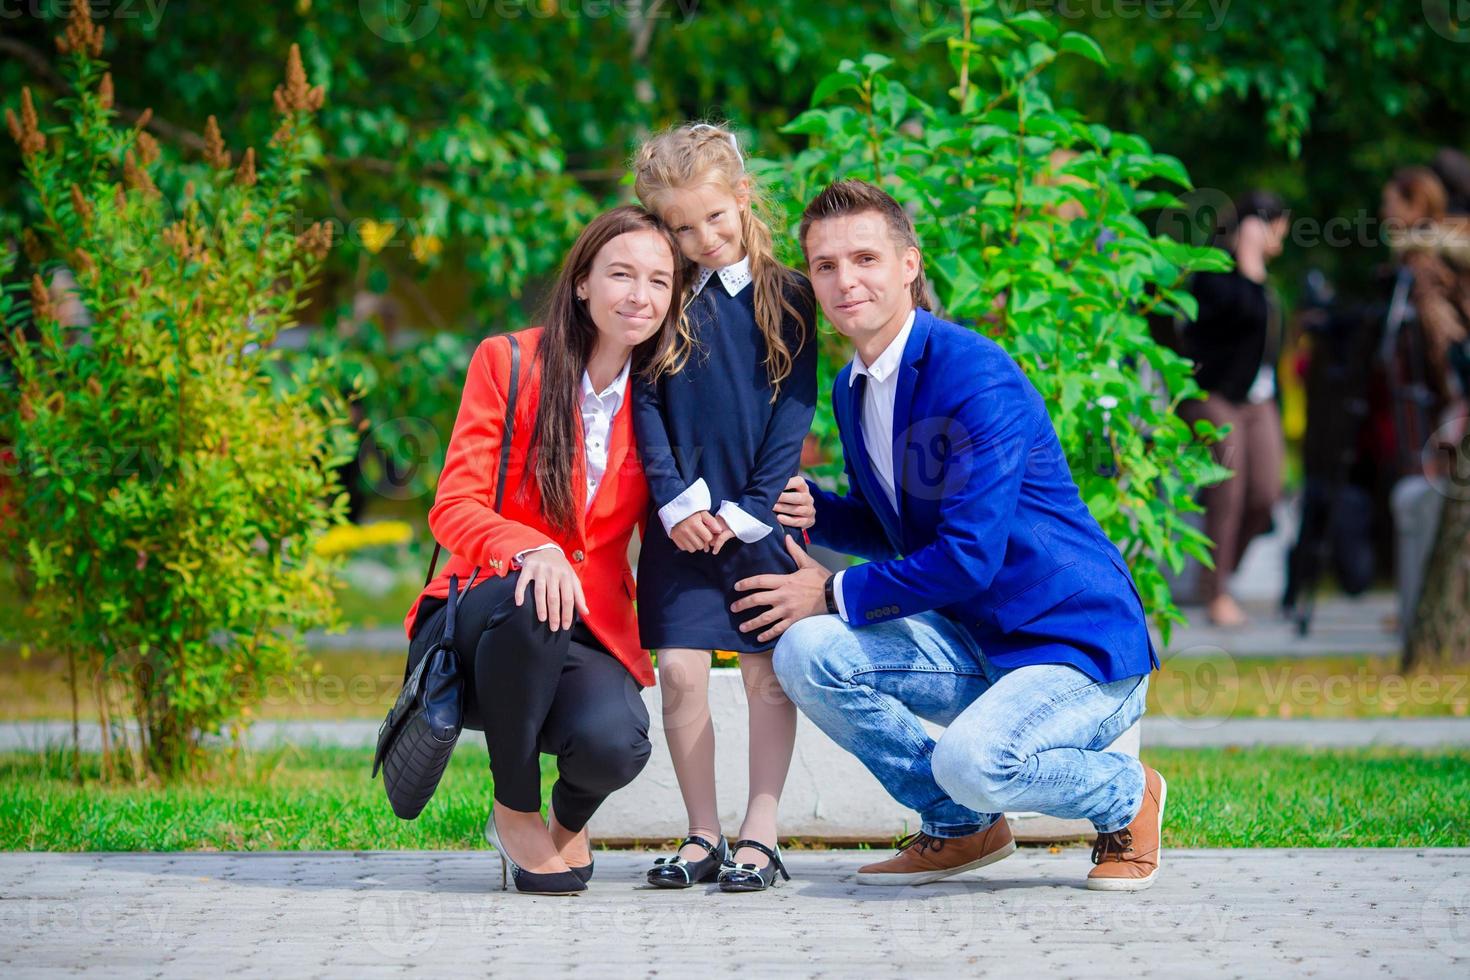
left=849, top=309, right=917, bottom=387
left=691, top=254, right=752, bottom=297
left=580, top=356, right=632, bottom=411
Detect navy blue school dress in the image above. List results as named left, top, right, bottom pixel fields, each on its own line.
left=632, top=261, right=817, bottom=653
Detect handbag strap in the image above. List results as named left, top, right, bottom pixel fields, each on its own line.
left=442, top=574, right=459, bottom=645
left=424, top=334, right=521, bottom=588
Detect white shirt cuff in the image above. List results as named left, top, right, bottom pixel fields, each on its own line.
left=716, top=500, right=774, bottom=543
left=658, top=478, right=711, bottom=535
left=512, top=543, right=562, bottom=569
left=832, top=569, right=849, bottom=623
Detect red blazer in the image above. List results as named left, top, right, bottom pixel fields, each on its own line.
left=403, top=327, right=654, bottom=686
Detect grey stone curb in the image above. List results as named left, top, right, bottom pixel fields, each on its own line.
left=8, top=716, right=1470, bottom=754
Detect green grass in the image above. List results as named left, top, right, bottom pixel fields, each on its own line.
left=0, top=744, right=555, bottom=852
left=1142, top=746, right=1470, bottom=847
left=2, top=744, right=1466, bottom=851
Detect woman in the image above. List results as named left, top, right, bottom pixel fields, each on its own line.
left=402, top=206, right=685, bottom=895
left=1181, top=190, right=1289, bottom=627
left=1379, top=166, right=1470, bottom=639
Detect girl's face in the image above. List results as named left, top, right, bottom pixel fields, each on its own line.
left=658, top=180, right=749, bottom=270
left=576, top=228, right=677, bottom=351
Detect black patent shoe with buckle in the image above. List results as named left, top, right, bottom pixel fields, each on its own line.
left=717, top=839, right=791, bottom=892
left=646, top=834, right=728, bottom=889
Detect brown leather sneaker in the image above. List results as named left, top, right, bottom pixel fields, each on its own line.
left=856, top=818, right=1015, bottom=886
left=1087, top=764, right=1167, bottom=892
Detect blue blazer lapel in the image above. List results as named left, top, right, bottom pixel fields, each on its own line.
left=892, top=311, right=931, bottom=532
left=840, top=368, right=903, bottom=547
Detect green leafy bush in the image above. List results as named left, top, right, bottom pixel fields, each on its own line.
left=760, top=2, right=1233, bottom=638
left=0, top=10, right=354, bottom=779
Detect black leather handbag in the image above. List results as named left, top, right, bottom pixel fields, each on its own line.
left=371, top=334, right=520, bottom=820
left=372, top=572, right=468, bottom=820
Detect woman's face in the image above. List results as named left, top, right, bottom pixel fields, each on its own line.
left=1381, top=184, right=1413, bottom=227
left=576, top=228, right=677, bottom=351
left=1263, top=215, right=1288, bottom=258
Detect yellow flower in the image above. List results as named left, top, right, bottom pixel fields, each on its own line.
left=357, top=219, right=397, bottom=255
left=314, top=520, right=414, bottom=557
left=410, top=233, right=443, bottom=265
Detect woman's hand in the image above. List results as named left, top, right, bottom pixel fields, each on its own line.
left=773, top=475, right=815, bottom=529
left=514, top=549, right=588, bottom=632
left=670, top=511, right=721, bottom=553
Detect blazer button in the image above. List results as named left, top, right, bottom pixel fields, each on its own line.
left=572, top=550, right=585, bottom=562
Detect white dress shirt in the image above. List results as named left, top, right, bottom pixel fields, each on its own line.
left=656, top=255, right=773, bottom=544
left=513, top=356, right=631, bottom=567
left=831, top=309, right=916, bottom=621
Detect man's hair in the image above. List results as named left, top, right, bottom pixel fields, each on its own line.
left=798, top=180, right=931, bottom=311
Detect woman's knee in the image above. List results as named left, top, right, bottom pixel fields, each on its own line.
left=560, top=723, right=651, bottom=794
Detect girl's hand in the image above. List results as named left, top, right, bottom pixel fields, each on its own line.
left=514, top=549, right=588, bottom=632
left=773, top=475, right=815, bottom=529
left=671, top=511, right=716, bottom=552
left=707, top=513, right=735, bottom=555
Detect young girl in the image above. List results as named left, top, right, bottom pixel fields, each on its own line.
left=631, top=123, right=817, bottom=892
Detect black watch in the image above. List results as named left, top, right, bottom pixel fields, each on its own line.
left=823, top=573, right=839, bottom=615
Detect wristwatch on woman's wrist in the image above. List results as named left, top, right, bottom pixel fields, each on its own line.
left=823, top=573, right=838, bottom=616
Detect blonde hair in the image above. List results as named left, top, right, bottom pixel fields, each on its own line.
left=632, top=122, right=810, bottom=395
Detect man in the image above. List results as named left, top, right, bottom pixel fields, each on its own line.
left=732, top=180, right=1164, bottom=891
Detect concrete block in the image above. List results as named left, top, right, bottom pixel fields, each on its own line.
left=591, top=667, right=1140, bottom=844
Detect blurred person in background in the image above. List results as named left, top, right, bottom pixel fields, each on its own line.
left=1179, top=191, right=1289, bottom=627
left=1380, top=165, right=1470, bottom=638
left=1431, top=147, right=1470, bottom=217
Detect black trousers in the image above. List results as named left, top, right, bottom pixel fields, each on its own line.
left=408, top=572, right=651, bottom=832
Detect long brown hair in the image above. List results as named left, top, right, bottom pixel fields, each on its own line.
left=529, top=205, right=685, bottom=533
left=632, top=122, right=809, bottom=396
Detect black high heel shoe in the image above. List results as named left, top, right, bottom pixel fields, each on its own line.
left=717, top=839, right=790, bottom=892
left=548, top=807, right=594, bottom=884
left=646, top=834, right=728, bottom=889
left=484, top=811, right=586, bottom=895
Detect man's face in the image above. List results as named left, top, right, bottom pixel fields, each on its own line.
left=804, top=210, right=919, bottom=347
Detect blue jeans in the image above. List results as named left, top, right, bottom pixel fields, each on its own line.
left=773, top=612, right=1149, bottom=838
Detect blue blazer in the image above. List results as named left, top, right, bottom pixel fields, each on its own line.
left=809, top=309, right=1158, bottom=683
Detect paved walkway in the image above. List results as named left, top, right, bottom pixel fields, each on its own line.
left=2, top=849, right=1465, bottom=977
left=1166, top=594, right=1399, bottom=657
left=7, top=715, right=1470, bottom=754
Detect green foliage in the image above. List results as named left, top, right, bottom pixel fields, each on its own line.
left=0, top=24, right=354, bottom=779
left=278, top=319, right=472, bottom=505
left=765, top=4, right=1234, bottom=638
